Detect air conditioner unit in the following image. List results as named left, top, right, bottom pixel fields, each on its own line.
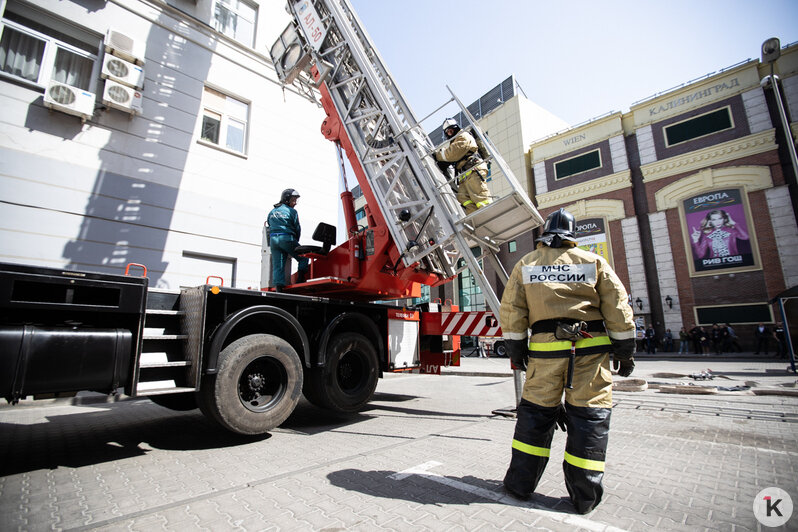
left=101, top=54, right=144, bottom=89
left=105, top=29, right=144, bottom=65
left=43, top=80, right=95, bottom=121
left=102, top=80, right=143, bottom=115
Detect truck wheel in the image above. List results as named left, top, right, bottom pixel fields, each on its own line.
left=494, top=340, right=507, bottom=357
left=197, top=334, right=302, bottom=435
left=149, top=393, right=197, bottom=411
left=305, top=332, right=378, bottom=413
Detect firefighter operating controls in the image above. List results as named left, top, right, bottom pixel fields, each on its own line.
left=269, top=0, right=544, bottom=315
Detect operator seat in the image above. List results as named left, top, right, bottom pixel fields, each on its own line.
left=295, top=222, right=337, bottom=256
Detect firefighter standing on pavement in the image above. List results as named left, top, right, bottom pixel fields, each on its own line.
left=499, top=208, right=636, bottom=514
left=434, top=118, right=492, bottom=215
left=267, top=189, right=309, bottom=291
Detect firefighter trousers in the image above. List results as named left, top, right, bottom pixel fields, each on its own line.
left=456, top=169, right=491, bottom=214
left=504, top=352, right=612, bottom=514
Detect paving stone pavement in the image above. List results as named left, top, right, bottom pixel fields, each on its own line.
left=0, top=358, right=796, bottom=531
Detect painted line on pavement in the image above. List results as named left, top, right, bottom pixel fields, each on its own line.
left=389, top=461, right=629, bottom=532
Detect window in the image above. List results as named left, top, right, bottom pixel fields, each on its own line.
left=213, top=0, right=256, bottom=47
left=554, top=149, right=601, bottom=180
left=354, top=208, right=366, bottom=221
left=695, top=303, right=772, bottom=326
left=457, top=256, right=485, bottom=312
left=410, top=284, right=430, bottom=306
left=0, top=1, right=100, bottom=91
left=200, top=87, right=249, bottom=154
left=664, top=107, right=733, bottom=146
left=508, top=240, right=517, bottom=253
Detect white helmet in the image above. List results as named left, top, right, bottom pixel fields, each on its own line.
left=442, top=118, right=460, bottom=138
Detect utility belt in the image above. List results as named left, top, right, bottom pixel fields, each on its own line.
left=531, top=319, right=605, bottom=336
left=456, top=152, right=483, bottom=180
left=528, top=319, right=611, bottom=389
left=527, top=337, right=611, bottom=358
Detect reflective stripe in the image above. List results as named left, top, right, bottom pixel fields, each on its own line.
left=462, top=200, right=474, bottom=206
left=609, top=328, right=636, bottom=340
left=512, top=439, right=550, bottom=458
left=528, top=336, right=612, bottom=351
left=503, top=331, right=527, bottom=341
left=476, top=200, right=491, bottom=207
left=458, top=170, right=472, bottom=183
left=564, top=451, right=605, bottom=471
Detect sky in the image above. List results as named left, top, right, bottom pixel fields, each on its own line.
left=349, top=0, right=798, bottom=136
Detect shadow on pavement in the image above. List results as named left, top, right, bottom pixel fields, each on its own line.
left=0, top=401, right=268, bottom=476
left=280, top=399, right=373, bottom=434
left=370, top=392, right=418, bottom=402
left=327, top=468, right=573, bottom=512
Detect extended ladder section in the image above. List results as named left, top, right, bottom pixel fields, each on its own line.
left=273, top=0, right=544, bottom=314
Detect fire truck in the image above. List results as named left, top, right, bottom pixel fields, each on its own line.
left=0, top=0, right=542, bottom=435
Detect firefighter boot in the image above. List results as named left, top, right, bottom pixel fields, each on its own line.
left=562, top=402, right=611, bottom=514
left=503, top=399, right=558, bottom=499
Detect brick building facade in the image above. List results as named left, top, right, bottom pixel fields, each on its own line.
left=496, top=44, right=798, bottom=351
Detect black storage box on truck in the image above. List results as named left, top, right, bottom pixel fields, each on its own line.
left=0, top=262, right=147, bottom=403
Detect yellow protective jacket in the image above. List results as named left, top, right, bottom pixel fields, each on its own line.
left=500, top=242, right=635, bottom=346
left=435, top=129, right=488, bottom=176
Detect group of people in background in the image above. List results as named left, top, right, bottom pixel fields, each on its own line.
left=639, top=322, right=789, bottom=358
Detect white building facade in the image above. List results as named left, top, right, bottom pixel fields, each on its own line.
left=0, top=0, right=339, bottom=289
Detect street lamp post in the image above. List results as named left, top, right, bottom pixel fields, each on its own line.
left=760, top=38, right=798, bottom=184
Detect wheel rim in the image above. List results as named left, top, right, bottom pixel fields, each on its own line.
left=337, top=349, right=367, bottom=395
left=238, top=356, right=287, bottom=413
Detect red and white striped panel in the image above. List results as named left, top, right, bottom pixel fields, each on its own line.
left=440, top=312, right=501, bottom=337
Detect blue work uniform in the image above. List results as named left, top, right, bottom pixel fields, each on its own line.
left=267, top=203, right=308, bottom=288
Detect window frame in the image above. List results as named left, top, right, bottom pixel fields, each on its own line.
left=197, top=85, right=250, bottom=157
left=212, top=0, right=257, bottom=48
left=553, top=148, right=602, bottom=180
left=0, top=14, right=100, bottom=93
left=663, top=105, right=735, bottom=148
left=693, top=302, right=773, bottom=326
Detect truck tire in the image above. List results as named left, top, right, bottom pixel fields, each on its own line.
left=197, top=334, right=302, bottom=435
left=149, top=393, right=197, bottom=411
left=493, top=340, right=507, bottom=357
left=304, top=332, right=378, bottom=413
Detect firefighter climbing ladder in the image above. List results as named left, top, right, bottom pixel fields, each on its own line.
left=275, top=0, right=544, bottom=315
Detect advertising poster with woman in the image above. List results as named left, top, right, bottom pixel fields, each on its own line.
left=682, top=188, right=757, bottom=275
left=575, top=217, right=613, bottom=267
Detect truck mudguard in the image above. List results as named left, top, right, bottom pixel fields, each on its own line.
left=205, top=305, right=310, bottom=374
left=316, top=311, right=384, bottom=367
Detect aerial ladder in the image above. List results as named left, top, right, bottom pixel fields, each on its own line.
left=0, top=0, right=544, bottom=433
left=269, top=0, right=544, bottom=317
